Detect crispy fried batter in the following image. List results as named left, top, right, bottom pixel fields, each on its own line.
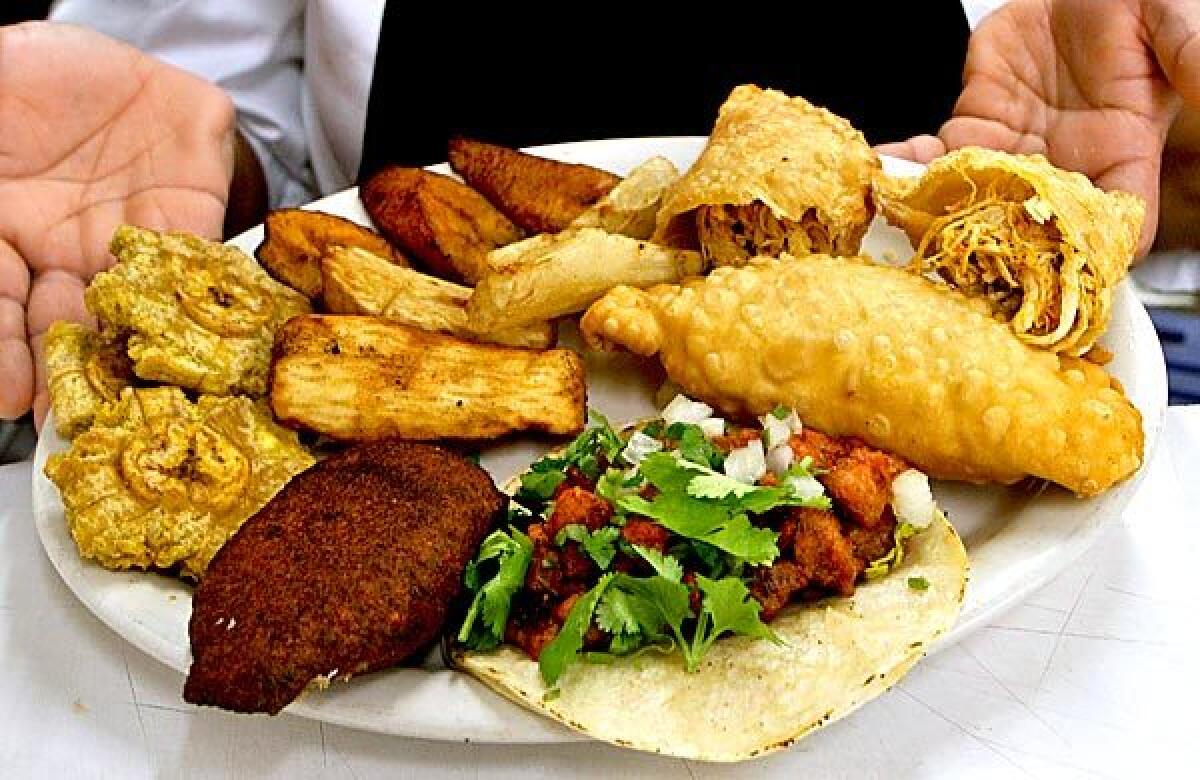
left=448, top=138, right=620, bottom=234
left=360, top=167, right=523, bottom=284
left=256, top=209, right=407, bottom=300
left=87, top=226, right=311, bottom=396
left=44, top=322, right=134, bottom=439
left=269, top=315, right=586, bottom=441
left=183, top=440, right=503, bottom=714
left=43, top=386, right=314, bottom=580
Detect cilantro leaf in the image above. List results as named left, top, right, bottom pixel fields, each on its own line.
left=682, top=575, right=782, bottom=671
left=666, top=422, right=724, bottom=469
left=555, top=524, right=620, bottom=570
left=630, top=545, right=684, bottom=582
left=687, top=472, right=759, bottom=500
left=519, top=470, right=566, bottom=500
left=698, top=514, right=779, bottom=565
left=770, top=404, right=790, bottom=420
left=555, top=409, right=624, bottom=479
left=539, top=574, right=614, bottom=686
left=907, top=576, right=930, bottom=591
left=457, top=528, right=533, bottom=650
left=595, top=586, right=642, bottom=636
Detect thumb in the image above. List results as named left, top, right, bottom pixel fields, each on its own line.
left=0, top=240, right=32, bottom=421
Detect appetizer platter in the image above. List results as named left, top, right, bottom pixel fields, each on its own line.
left=32, top=86, right=1165, bottom=760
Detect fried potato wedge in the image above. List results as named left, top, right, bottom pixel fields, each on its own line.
left=448, top=138, right=621, bottom=233
left=256, top=209, right=407, bottom=299
left=570, top=157, right=680, bottom=240
left=466, top=228, right=706, bottom=331
left=320, top=246, right=554, bottom=349
left=359, top=167, right=522, bottom=284
left=270, top=316, right=585, bottom=441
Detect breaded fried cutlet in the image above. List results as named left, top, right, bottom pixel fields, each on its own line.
left=86, top=226, right=311, bottom=396
left=183, top=440, right=504, bottom=714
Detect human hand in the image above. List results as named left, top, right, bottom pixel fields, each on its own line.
left=0, top=22, right=235, bottom=426
left=878, top=0, right=1200, bottom=255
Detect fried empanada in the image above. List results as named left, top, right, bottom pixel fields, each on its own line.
left=654, top=85, right=879, bottom=266
left=43, top=386, right=314, bottom=579
left=87, top=226, right=311, bottom=396
left=448, top=137, right=620, bottom=234
left=581, top=255, right=1143, bottom=497
left=874, top=147, right=1144, bottom=357
left=44, top=322, right=134, bottom=439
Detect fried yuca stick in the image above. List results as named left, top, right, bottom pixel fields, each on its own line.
left=570, top=157, right=680, bottom=240
left=270, top=316, right=585, bottom=441
left=466, top=227, right=706, bottom=331
left=321, top=246, right=555, bottom=349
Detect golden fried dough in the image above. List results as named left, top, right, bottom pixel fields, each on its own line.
left=44, top=322, right=134, bottom=439
left=256, top=208, right=407, bottom=300
left=270, top=316, right=586, bottom=441
left=43, top=386, right=314, bottom=579
left=320, top=246, right=555, bottom=348
left=448, top=137, right=620, bottom=233
left=654, top=85, right=879, bottom=265
left=87, top=226, right=310, bottom=396
left=874, top=147, right=1144, bottom=357
left=581, top=256, right=1143, bottom=496
left=359, top=167, right=523, bottom=284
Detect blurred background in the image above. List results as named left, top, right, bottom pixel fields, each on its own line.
left=3, top=2, right=1199, bottom=403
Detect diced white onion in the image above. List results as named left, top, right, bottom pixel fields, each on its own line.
left=698, top=417, right=726, bottom=439
left=765, top=442, right=795, bottom=475
left=784, top=409, right=803, bottom=434
left=786, top=474, right=825, bottom=500
left=760, top=413, right=792, bottom=451
left=724, top=439, right=766, bottom=484
left=891, top=469, right=935, bottom=529
left=622, top=431, right=663, bottom=465
left=661, top=394, right=713, bottom=427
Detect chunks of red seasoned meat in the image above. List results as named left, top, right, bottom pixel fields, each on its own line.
left=546, top=486, right=613, bottom=536
left=749, top=561, right=806, bottom=621
left=846, top=522, right=897, bottom=566
left=621, top=518, right=671, bottom=551
left=506, top=616, right=559, bottom=660
left=790, top=508, right=859, bottom=596
left=788, top=428, right=848, bottom=469
left=712, top=427, right=761, bottom=452
left=821, top=444, right=908, bottom=529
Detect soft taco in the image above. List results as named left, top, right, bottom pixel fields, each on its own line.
left=452, top=396, right=967, bottom=761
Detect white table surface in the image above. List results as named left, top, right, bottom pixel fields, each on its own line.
left=3, top=408, right=1198, bottom=779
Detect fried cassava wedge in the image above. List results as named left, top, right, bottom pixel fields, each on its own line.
left=256, top=209, right=407, bottom=300
left=320, top=246, right=554, bottom=349
left=448, top=138, right=621, bottom=233
left=270, top=315, right=585, bottom=441
left=359, top=167, right=522, bottom=284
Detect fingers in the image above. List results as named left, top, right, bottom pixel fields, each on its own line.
left=876, top=135, right=947, bottom=164
left=1146, top=0, right=1200, bottom=108
left=27, top=269, right=93, bottom=431
left=0, top=241, right=31, bottom=420
left=939, top=116, right=1047, bottom=156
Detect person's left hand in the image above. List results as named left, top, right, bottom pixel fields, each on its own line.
left=879, top=0, right=1200, bottom=255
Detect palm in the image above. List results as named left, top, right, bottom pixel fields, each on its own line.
left=942, top=0, right=1178, bottom=247
left=0, top=23, right=234, bottom=423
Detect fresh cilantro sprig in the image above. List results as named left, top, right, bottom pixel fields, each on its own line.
left=664, top=422, right=724, bottom=470
left=555, top=524, right=620, bottom=569
left=458, top=528, right=533, bottom=651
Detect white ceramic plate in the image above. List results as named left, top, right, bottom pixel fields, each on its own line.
left=32, top=138, right=1167, bottom=744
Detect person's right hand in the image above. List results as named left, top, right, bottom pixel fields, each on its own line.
left=0, top=22, right=235, bottom=427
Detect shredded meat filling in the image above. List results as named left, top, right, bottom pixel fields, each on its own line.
left=695, top=202, right=833, bottom=266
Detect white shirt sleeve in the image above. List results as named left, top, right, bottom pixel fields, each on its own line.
left=50, top=0, right=317, bottom=208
